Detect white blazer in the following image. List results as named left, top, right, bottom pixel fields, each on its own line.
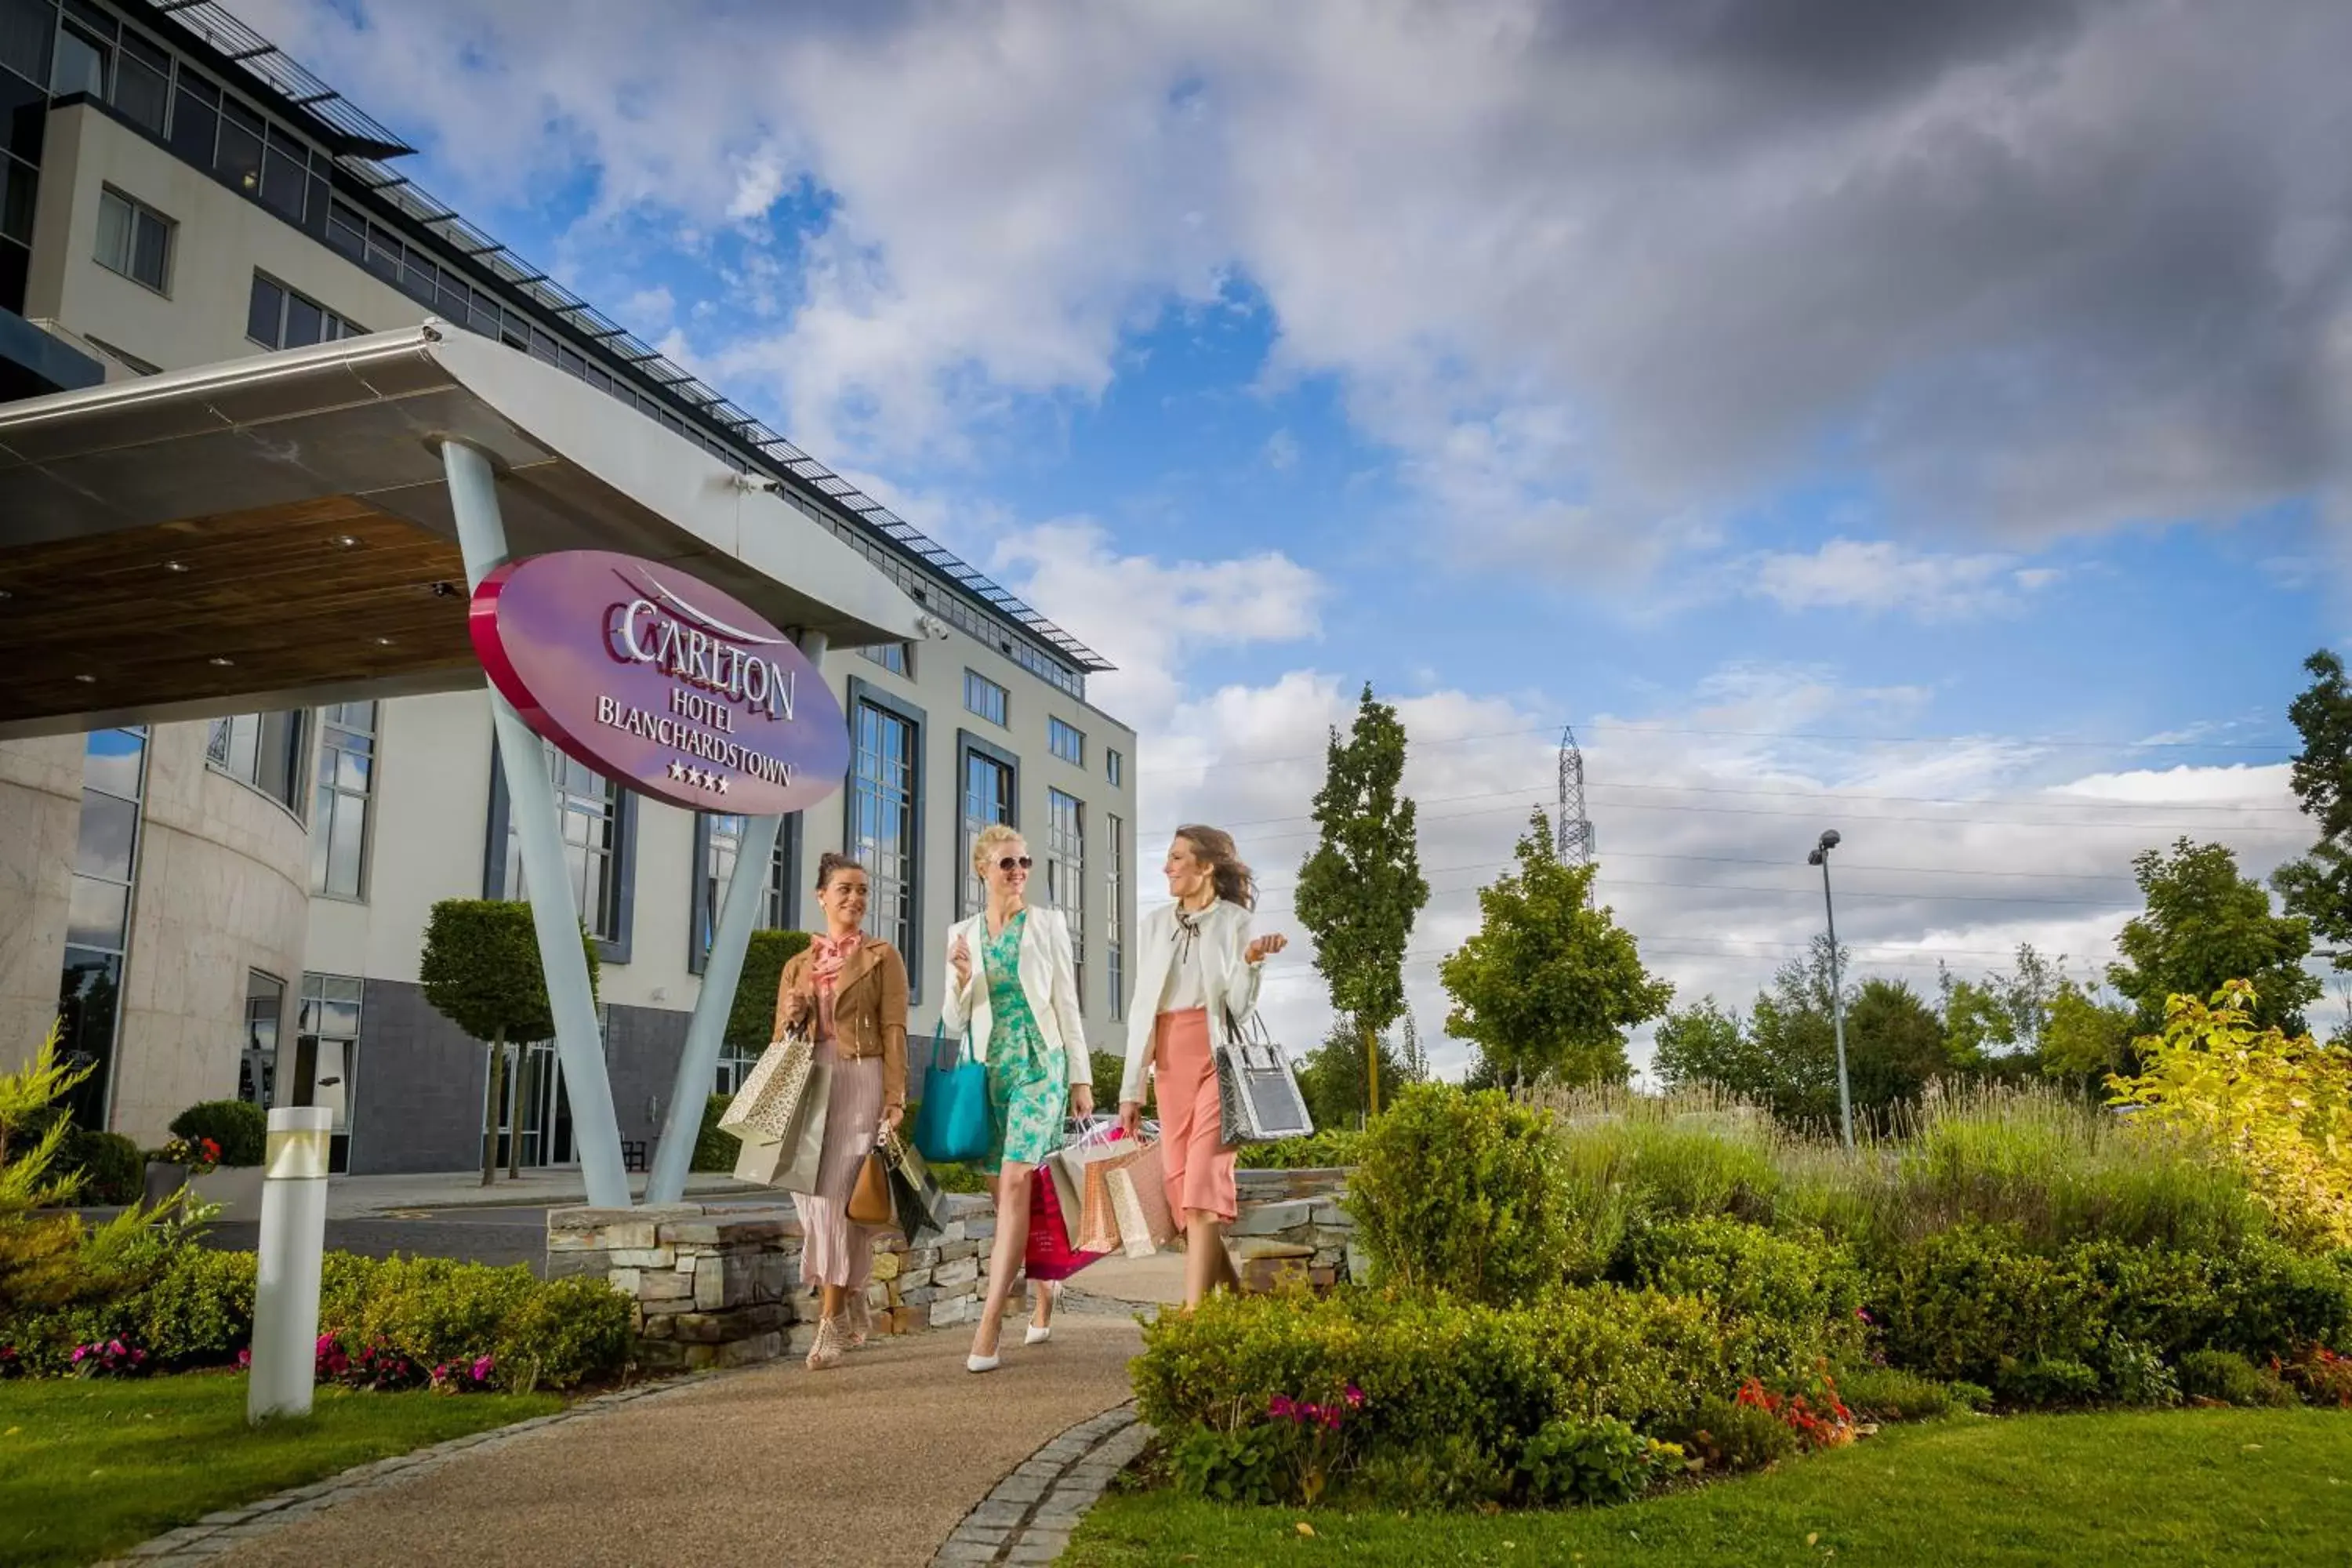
left=938, top=905, right=1092, bottom=1088
left=1117, top=900, right=1263, bottom=1108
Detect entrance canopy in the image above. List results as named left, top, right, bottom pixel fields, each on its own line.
left=0, top=322, right=927, bottom=740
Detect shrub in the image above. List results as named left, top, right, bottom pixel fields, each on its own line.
left=1169, top=1424, right=1283, bottom=1505
left=1831, top=1367, right=1966, bottom=1422
left=691, top=1094, right=735, bottom=1174
left=2096, top=1337, right=2183, bottom=1406
left=1236, top=1129, right=1365, bottom=1171
left=2109, top=981, right=2352, bottom=1250
left=1134, top=1283, right=1803, bottom=1475
left=2274, top=1345, right=2352, bottom=1407
left=1995, top=1357, right=2101, bottom=1406
left=167, top=1102, right=266, bottom=1168
left=1874, top=1225, right=2106, bottom=1385
left=1616, top=1216, right=1865, bottom=1370
left=493, top=1274, right=631, bottom=1392
left=135, top=1247, right=255, bottom=1367
left=929, top=1163, right=989, bottom=1195
left=1348, top=1083, right=1569, bottom=1305
left=1518, top=1415, right=1673, bottom=1506
left=2179, top=1349, right=2298, bottom=1408
left=1675, top=1394, right=1797, bottom=1473
left=1349, top=1433, right=1508, bottom=1512
left=59, top=1127, right=143, bottom=1206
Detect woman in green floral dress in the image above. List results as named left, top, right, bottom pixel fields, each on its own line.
left=941, top=823, right=1094, bottom=1373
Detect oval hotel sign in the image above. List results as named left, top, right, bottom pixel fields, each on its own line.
left=470, top=550, right=848, bottom=816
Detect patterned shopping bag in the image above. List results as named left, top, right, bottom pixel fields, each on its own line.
left=1025, top=1165, right=1111, bottom=1281
left=1104, top=1139, right=1174, bottom=1258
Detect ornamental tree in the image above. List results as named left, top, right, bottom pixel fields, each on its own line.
left=418, top=900, right=600, bottom=1186
left=1439, top=808, right=1672, bottom=1087
left=1294, top=685, right=1430, bottom=1118
left=2274, top=649, right=2352, bottom=971
left=2108, top=980, right=2352, bottom=1250
left=2108, top=838, right=2319, bottom=1037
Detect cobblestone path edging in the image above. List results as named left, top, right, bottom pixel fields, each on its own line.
left=931, top=1405, right=1153, bottom=1566
left=93, top=1373, right=728, bottom=1567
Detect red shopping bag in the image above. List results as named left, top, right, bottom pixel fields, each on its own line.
left=1025, top=1163, right=1112, bottom=1282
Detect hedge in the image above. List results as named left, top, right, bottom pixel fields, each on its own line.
left=167, top=1101, right=267, bottom=1168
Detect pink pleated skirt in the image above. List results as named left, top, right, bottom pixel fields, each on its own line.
left=791, top=1037, right=887, bottom=1290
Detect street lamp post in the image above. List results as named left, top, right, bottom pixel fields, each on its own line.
left=1807, top=829, right=1854, bottom=1152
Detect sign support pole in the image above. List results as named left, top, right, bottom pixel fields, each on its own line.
left=441, top=438, right=633, bottom=1212
left=645, top=630, right=827, bottom=1203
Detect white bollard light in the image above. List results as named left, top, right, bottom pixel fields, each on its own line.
left=249, top=1106, right=332, bottom=1425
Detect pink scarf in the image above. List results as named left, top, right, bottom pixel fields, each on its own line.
left=809, top=931, right=864, bottom=1042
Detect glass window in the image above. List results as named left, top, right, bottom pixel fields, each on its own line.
left=169, top=73, right=218, bottom=168
left=205, top=710, right=306, bottom=813
left=325, top=198, right=365, bottom=262
left=0, top=155, right=29, bottom=247
left=113, top=30, right=167, bottom=134
left=960, top=749, right=1013, bottom=917
left=312, top=701, right=376, bottom=899
left=56, top=948, right=122, bottom=1127
left=0, top=0, right=56, bottom=88
left=859, top=641, right=910, bottom=677
left=1047, top=789, right=1084, bottom=999
left=49, top=19, right=104, bottom=99
left=695, top=813, right=789, bottom=971
left=505, top=740, right=624, bottom=942
left=850, top=700, right=917, bottom=955
left=295, top=973, right=362, bottom=1146
left=216, top=96, right=263, bottom=196
left=259, top=132, right=305, bottom=221
left=964, top=670, right=1007, bottom=727
left=1106, top=749, right=1123, bottom=788
left=239, top=971, right=283, bottom=1109
left=247, top=270, right=358, bottom=350
left=94, top=187, right=171, bottom=292
left=245, top=272, right=283, bottom=347
left=1049, top=717, right=1085, bottom=767
left=1106, top=815, right=1124, bottom=1021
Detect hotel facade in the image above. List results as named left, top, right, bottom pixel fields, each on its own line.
left=0, top=0, right=1139, bottom=1175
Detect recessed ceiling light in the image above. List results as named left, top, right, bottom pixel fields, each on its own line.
left=0, top=587, right=13, bottom=599
left=208, top=656, right=234, bottom=667
left=375, top=637, right=395, bottom=647
left=335, top=535, right=360, bottom=548
left=165, top=561, right=189, bottom=573
left=74, top=673, right=96, bottom=684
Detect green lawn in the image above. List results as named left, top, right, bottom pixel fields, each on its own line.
left=1066, top=1409, right=2352, bottom=1566
left=0, top=1373, right=561, bottom=1567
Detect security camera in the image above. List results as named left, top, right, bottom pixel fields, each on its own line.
left=914, top=614, right=953, bottom=641
left=732, top=472, right=781, bottom=494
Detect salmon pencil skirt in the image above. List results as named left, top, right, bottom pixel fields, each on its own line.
left=1152, top=1007, right=1237, bottom=1223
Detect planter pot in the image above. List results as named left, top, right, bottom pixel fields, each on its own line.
left=190, top=1164, right=265, bottom=1217
left=141, top=1160, right=189, bottom=1211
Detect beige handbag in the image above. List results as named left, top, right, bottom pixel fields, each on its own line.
left=1105, top=1140, right=1174, bottom=1258
left=719, top=1024, right=815, bottom=1141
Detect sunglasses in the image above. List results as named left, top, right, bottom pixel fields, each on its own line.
left=997, top=855, right=1034, bottom=872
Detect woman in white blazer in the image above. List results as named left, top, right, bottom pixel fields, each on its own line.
left=1116, top=824, right=1288, bottom=1308
left=940, top=822, right=1094, bottom=1372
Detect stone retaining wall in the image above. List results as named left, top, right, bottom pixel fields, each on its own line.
left=547, top=1168, right=1361, bottom=1370
left=546, top=1195, right=999, bottom=1372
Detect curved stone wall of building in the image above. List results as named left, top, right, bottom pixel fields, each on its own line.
left=0, top=736, right=85, bottom=1072
left=109, top=720, right=312, bottom=1145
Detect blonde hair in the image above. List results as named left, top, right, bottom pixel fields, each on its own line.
left=971, top=822, right=1026, bottom=880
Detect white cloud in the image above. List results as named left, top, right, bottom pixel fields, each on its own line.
left=1263, top=428, right=1300, bottom=470
left=237, top=0, right=2352, bottom=574
left=1742, top=538, right=2063, bottom=620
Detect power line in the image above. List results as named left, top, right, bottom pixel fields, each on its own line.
left=1142, top=720, right=2293, bottom=779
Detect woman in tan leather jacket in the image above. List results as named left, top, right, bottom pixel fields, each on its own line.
left=775, top=851, right=909, bottom=1370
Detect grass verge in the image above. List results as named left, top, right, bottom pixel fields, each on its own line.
left=0, top=1373, right=562, bottom=1566
left=1067, top=1409, right=2352, bottom=1566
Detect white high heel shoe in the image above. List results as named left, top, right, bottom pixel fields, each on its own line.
left=966, top=1351, right=1000, bottom=1374
left=1024, top=1324, right=1052, bottom=1346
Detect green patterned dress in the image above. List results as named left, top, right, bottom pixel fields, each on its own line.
left=982, top=909, right=1067, bottom=1171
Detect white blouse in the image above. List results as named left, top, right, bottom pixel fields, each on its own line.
left=1157, top=913, right=1208, bottom=1014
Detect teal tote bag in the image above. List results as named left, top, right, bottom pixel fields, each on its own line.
left=913, top=1022, right=991, bottom=1163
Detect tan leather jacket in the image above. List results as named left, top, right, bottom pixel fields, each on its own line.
left=775, top=940, right=909, bottom=1112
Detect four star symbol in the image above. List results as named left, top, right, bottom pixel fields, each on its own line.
left=664, top=760, right=730, bottom=793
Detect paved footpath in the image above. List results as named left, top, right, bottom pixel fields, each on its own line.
left=195, top=1277, right=1171, bottom=1568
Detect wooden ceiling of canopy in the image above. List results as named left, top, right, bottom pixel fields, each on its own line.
left=0, top=496, right=474, bottom=729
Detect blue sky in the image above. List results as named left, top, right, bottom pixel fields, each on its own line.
left=249, top=0, right=2350, bottom=1073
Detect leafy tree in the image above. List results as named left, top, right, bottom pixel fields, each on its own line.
left=1439, top=809, right=1672, bottom=1087
left=2107, top=839, right=2319, bottom=1036
left=2, top=1022, right=163, bottom=1313
left=2038, top=979, right=2140, bottom=1090
left=1297, top=1012, right=1417, bottom=1131
left=1294, top=685, right=1430, bottom=1118
left=418, top=900, right=601, bottom=1186
left=1842, top=978, right=1949, bottom=1120
left=2274, top=649, right=2352, bottom=971
left=1745, top=939, right=1846, bottom=1125
left=1652, top=997, right=1771, bottom=1099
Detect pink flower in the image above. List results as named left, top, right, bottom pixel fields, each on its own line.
left=1321, top=1409, right=1342, bottom=1431
left=1344, top=1383, right=1365, bottom=1409
left=237, top=1348, right=252, bottom=1370
left=471, top=1355, right=495, bottom=1384
left=1268, top=1395, right=1294, bottom=1420
left=1300, top=1403, right=1323, bottom=1425
left=71, top=1345, right=89, bottom=1363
